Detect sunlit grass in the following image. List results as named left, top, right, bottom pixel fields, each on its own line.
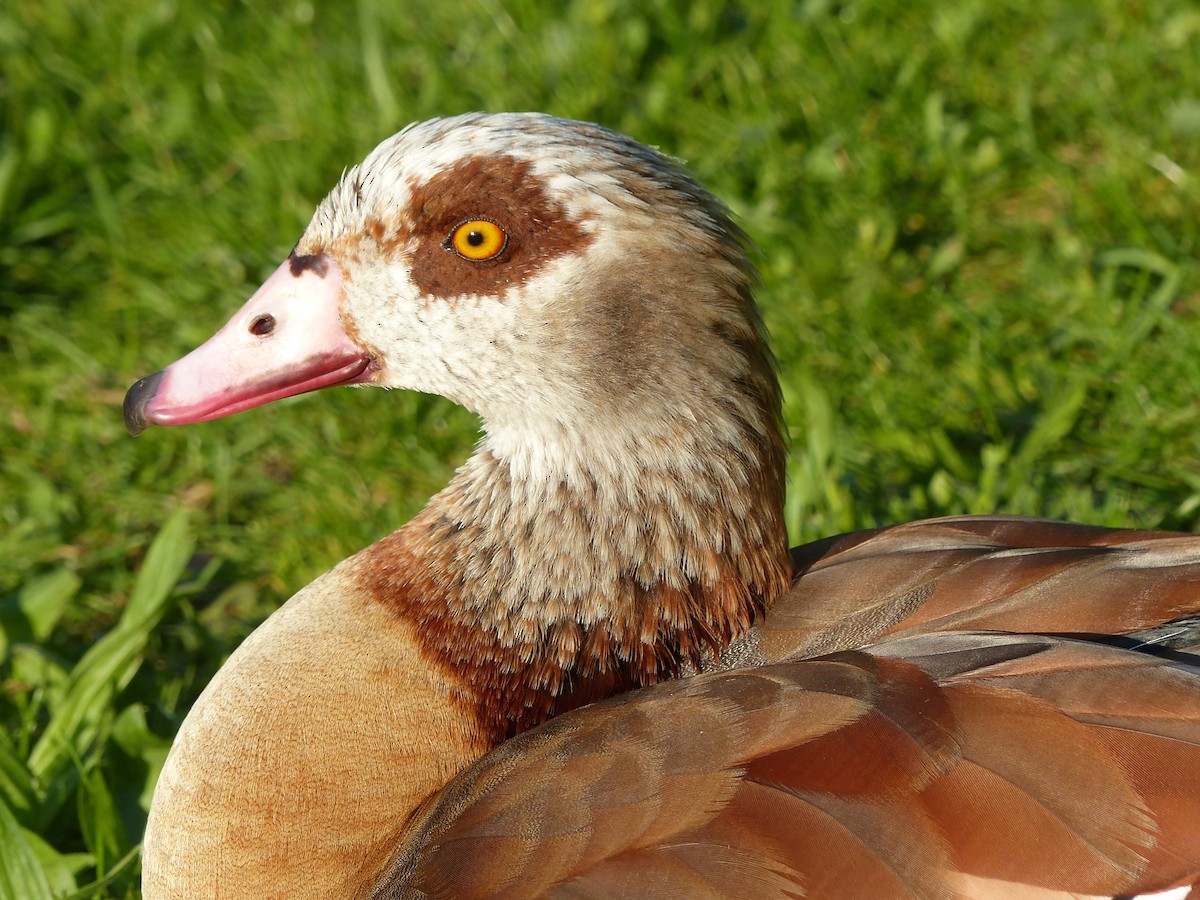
left=3, top=0, right=1200, bottom=893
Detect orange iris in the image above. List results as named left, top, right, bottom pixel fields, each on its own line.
left=449, top=219, right=507, bottom=260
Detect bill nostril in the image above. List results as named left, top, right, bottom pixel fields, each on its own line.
left=249, top=314, right=276, bottom=336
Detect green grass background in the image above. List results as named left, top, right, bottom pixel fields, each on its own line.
left=3, top=0, right=1200, bottom=894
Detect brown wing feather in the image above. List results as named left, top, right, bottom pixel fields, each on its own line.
left=763, top=515, right=1200, bottom=661
left=376, top=633, right=1200, bottom=898
left=877, top=632, right=1200, bottom=895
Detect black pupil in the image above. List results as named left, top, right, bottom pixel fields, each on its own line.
left=467, top=230, right=485, bottom=247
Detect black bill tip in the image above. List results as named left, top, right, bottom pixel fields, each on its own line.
left=123, top=370, right=165, bottom=436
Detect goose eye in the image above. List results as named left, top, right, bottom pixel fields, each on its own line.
left=447, top=219, right=507, bottom=261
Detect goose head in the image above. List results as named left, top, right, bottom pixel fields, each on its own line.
left=125, top=113, right=790, bottom=688
left=127, top=114, right=775, bottom=463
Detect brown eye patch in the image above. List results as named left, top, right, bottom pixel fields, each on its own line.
left=401, top=154, right=594, bottom=300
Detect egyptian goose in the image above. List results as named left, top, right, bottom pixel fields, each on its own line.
left=124, top=113, right=1200, bottom=898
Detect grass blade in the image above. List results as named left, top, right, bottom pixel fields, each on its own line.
left=0, top=729, right=36, bottom=816
left=27, top=509, right=193, bottom=783
left=0, top=798, right=54, bottom=900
